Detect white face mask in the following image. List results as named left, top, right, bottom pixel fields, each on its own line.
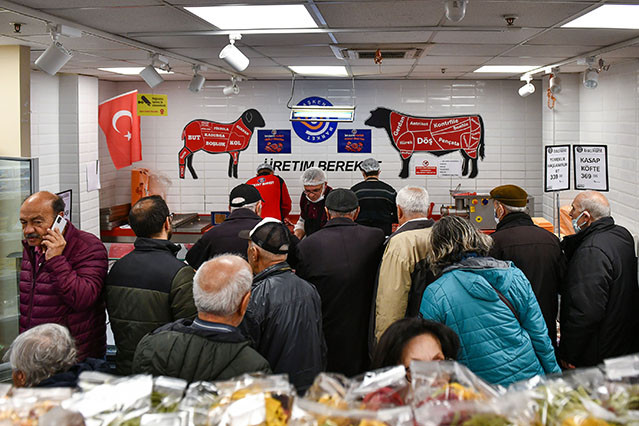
left=572, top=211, right=586, bottom=233
left=304, top=184, right=325, bottom=203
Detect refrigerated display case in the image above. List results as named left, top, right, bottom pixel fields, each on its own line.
left=0, top=157, right=38, bottom=380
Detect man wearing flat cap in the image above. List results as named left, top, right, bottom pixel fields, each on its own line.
left=246, top=162, right=292, bottom=221
left=186, top=184, right=263, bottom=269
left=350, top=158, right=397, bottom=236
left=296, top=189, right=385, bottom=377
left=489, top=184, right=565, bottom=348
left=239, top=218, right=325, bottom=393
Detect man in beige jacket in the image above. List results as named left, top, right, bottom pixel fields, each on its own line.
left=372, top=186, right=435, bottom=343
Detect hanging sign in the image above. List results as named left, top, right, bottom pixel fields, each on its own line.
left=337, top=129, right=371, bottom=153
left=292, top=96, right=338, bottom=143
left=137, top=94, right=168, bottom=116
left=573, top=145, right=608, bottom=191
left=544, top=145, right=570, bottom=192
left=258, top=130, right=291, bottom=154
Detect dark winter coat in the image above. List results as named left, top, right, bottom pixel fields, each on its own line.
left=133, top=318, right=271, bottom=382
left=186, top=208, right=261, bottom=268
left=20, top=222, right=108, bottom=361
left=239, top=262, right=325, bottom=393
left=37, top=358, right=111, bottom=388
left=296, top=218, right=385, bottom=377
left=350, top=178, right=397, bottom=236
left=489, top=212, right=566, bottom=347
left=105, top=238, right=197, bottom=375
left=559, top=216, right=639, bottom=367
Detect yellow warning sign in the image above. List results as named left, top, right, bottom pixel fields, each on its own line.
left=137, top=94, right=167, bottom=116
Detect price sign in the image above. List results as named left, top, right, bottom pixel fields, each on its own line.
left=544, top=145, right=570, bottom=192
left=573, top=145, right=608, bottom=191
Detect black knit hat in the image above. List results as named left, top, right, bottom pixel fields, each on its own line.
left=239, top=218, right=290, bottom=254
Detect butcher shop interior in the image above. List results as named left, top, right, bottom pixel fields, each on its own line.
left=1, top=0, right=639, bottom=424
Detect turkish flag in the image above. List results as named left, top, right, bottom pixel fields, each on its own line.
left=98, top=90, right=142, bottom=169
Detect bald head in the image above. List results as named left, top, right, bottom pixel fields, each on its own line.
left=193, top=255, right=253, bottom=317
left=20, top=191, right=65, bottom=247
left=573, top=191, right=611, bottom=221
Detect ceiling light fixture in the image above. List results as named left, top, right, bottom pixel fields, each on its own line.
left=518, top=75, right=535, bottom=97
left=288, top=66, right=349, bottom=77
left=185, top=4, right=318, bottom=30
left=581, top=56, right=609, bottom=89
left=549, top=68, right=561, bottom=94
left=139, top=53, right=170, bottom=88
left=223, top=76, right=240, bottom=96
left=188, top=65, right=206, bottom=93
left=219, top=33, right=249, bottom=73
left=583, top=68, right=599, bottom=89
left=562, top=4, right=639, bottom=30
left=444, top=0, right=468, bottom=23
left=34, top=24, right=78, bottom=76
left=474, top=65, right=540, bottom=74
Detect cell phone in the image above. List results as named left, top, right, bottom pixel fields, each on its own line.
left=51, top=215, right=68, bottom=234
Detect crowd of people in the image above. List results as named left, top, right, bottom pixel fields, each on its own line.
left=10, top=158, right=639, bottom=395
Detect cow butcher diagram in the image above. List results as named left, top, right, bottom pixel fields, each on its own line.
left=179, top=109, right=265, bottom=179
left=365, top=108, right=485, bottom=179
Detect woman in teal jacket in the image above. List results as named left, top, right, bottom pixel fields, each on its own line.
left=419, top=216, right=560, bottom=387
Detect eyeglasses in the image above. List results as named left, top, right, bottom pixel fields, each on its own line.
left=304, top=185, right=324, bottom=195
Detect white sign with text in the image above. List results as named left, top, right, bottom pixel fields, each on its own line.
left=573, top=145, right=608, bottom=191
left=544, top=145, right=570, bottom=192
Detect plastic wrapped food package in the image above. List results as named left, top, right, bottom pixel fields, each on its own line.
left=206, top=374, right=295, bottom=426
left=409, top=361, right=501, bottom=407
left=291, top=366, right=413, bottom=425
left=0, top=388, right=73, bottom=425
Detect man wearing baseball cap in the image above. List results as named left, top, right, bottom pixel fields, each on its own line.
left=296, top=189, right=384, bottom=377
left=489, top=184, right=565, bottom=348
left=246, top=162, right=292, bottom=221
left=239, top=218, right=325, bottom=393
left=350, top=158, right=397, bottom=236
left=186, top=184, right=263, bottom=269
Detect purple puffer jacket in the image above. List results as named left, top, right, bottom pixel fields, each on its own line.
left=20, top=222, right=108, bottom=361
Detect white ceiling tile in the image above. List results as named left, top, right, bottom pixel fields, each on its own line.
left=504, top=44, right=599, bottom=58
left=428, top=44, right=511, bottom=56
left=432, top=29, right=541, bottom=45
left=241, top=34, right=333, bottom=46
left=317, top=1, right=443, bottom=28
left=529, top=29, right=639, bottom=46
left=334, top=31, right=433, bottom=44
left=418, top=56, right=493, bottom=65
left=133, top=35, right=227, bottom=49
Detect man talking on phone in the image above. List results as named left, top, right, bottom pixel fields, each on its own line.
left=19, top=191, right=108, bottom=360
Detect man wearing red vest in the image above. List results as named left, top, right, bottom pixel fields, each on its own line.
left=246, top=163, right=292, bottom=221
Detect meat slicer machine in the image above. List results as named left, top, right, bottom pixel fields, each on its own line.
left=440, top=188, right=534, bottom=230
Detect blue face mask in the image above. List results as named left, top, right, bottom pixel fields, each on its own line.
left=572, top=211, right=585, bottom=233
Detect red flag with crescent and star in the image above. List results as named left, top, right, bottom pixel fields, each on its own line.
left=98, top=90, right=142, bottom=169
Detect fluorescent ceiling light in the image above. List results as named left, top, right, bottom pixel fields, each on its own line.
left=288, top=66, right=349, bottom=77
left=290, top=105, right=355, bottom=122
left=99, top=67, right=173, bottom=75
left=185, top=5, right=318, bottom=30
left=562, top=5, right=639, bottom=29
left=473, top=65, right=540, bottom=73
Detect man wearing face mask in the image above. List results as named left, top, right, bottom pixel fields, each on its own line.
left=489, top=185, right=565, bottom=348
left=186, top=184, right=263, bottom=268
left=19, top=191, right=108, bottom=361
left=559, top=191, right=639, bottom=368
left=105, top=195, right=197, bottom=375
left=293, top=167, right=332, bottom=239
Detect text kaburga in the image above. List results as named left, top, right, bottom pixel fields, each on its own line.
left=261, top=159, right=382, bottom=172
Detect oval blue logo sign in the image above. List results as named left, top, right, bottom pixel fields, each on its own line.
left=292, top=96, right=338, bottom=143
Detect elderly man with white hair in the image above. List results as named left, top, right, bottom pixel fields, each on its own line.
left=3, top=323, right=102, bottom=388
left=559, top=191, right=639, bottom=368
left=294, top=167, right=332, bottom=239
left=132, top=255, right=270, bottom=382
left=371, top=186, right=436, bottom=344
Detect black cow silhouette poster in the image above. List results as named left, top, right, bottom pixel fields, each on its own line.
left=365, top=107, right=485, bottom=179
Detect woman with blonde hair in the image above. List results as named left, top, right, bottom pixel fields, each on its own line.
left=419, top=216, right=560, bottom=386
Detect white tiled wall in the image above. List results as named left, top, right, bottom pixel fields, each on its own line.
left=542, top=60, right=639, bottom=237
left=98, top=79, right=544, bottom=215
left=30, top=72, right=60, bottom=194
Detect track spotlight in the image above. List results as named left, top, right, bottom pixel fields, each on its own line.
left=139, top=54, right=169, bottom=88
left=549, top=68, right=562, bottom=94
left=444, top=0, right=468, bottom=23
left=518, top=75, right=535, bottom=97
left=223, top=76, right=240, bottom=96
left=188, top=65, right=206, bottom=93
left=583, top=68, right=599, bottom=89
left=35, top=26, right=73, bottom=75
left=219, top=33, right=249, bottom=72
